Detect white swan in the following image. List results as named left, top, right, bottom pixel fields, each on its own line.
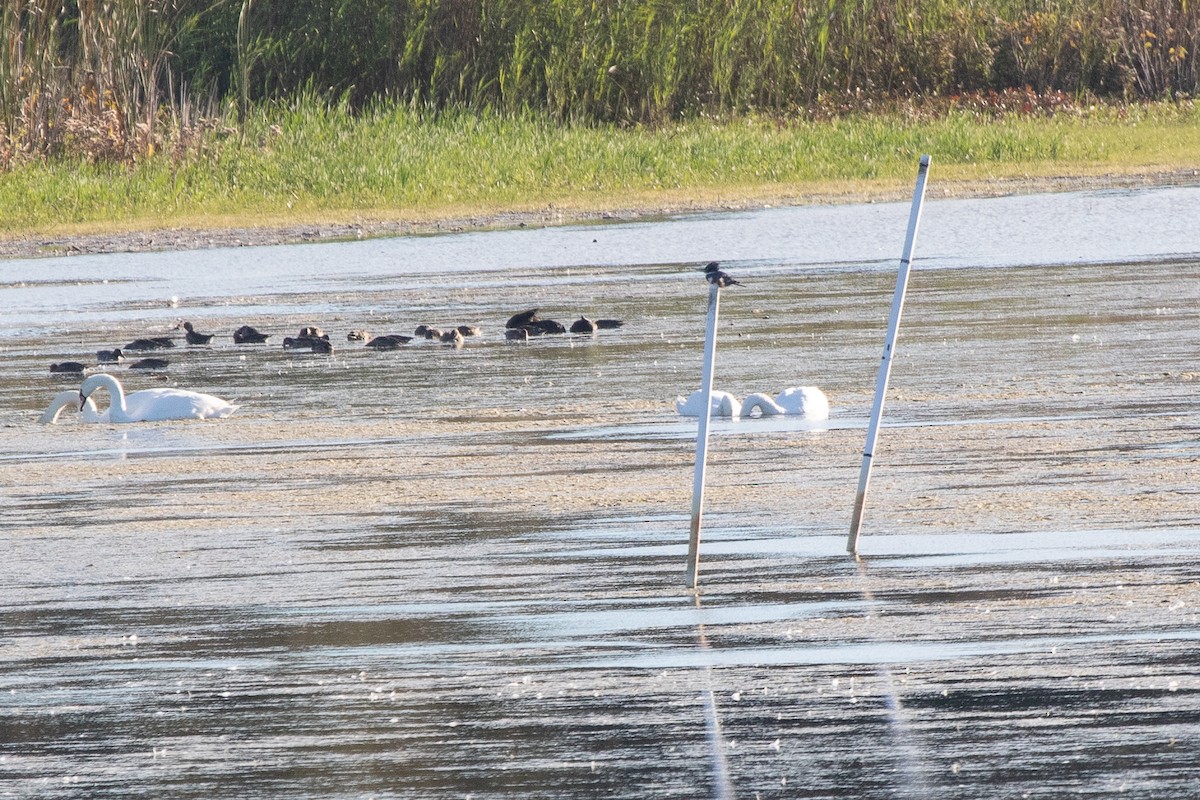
left=78, top=373, right=239, bottom=423
left=675, top=390, right=743, bottom=418
left=39, top=390, right=111, bottom=424
left=740, top=392, right=787, bottom=417
left=773, top=386, right=830, bottom=420
left=675, top=386, right=830, bottom=420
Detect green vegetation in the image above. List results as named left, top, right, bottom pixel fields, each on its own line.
left=1, top=2, right=1198, bottom=237
left=1, top=97, right=1197, bottom=237
left=4, top=0, right=1200, bottom=165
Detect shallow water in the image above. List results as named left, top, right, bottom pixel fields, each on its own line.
left=3, top=186, right=1200, bottom=798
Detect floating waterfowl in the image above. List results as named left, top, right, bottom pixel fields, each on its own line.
left=347, top=330, right=370, bottom=342
left=129, top=358, right=169, bottom=370
left=506, top=309, right=539, bottom=329
left=675, top=387, right=830, bottom=420
left=740, top=392, right=787, bottom=417
left=49, top=362, right=86, bottom=375
left=772, top=386, right=830, bottom=420
left=456, top=325, right=481, bottom=337
left=282, top=336, right=333, bottom=354
left=675, top=390, right=742, bottom=418
left=179, top=321, right=214, bottom=345
left=124, top=337, right=175, bottom=351
left=570, top=316, right=624, bottom=333
left=414, top=325, right=441, bottom=340
left=96, top=348, right=124, bottom=363
left=505, top=313, right=565, bottom=334
left=569, top=317, right=597, bottom=334
left=77, top=373, right=238, bottom=423
left=298, top=326, right=327, bottom=339
left=39, top=390, right=109, bottom=424
left=440, top=328, right=464, bottom=348
left=527, top=319, right=565, bottom=335
left=365, top=335, right=413, bottom=350
left=233, top=325, right=270, bottom=344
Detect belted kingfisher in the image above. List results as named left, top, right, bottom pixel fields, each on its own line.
left=703, top=261, right=742, bottom=288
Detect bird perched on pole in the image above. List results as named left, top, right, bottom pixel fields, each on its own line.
left=703, top=261, right=742, bottom=288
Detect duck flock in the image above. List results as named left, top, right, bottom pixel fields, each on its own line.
left=47, top=307, right=625, bottom=374
left=40, top=308, right=625, bottom=424
left=40, top=260, right=829, bottom=425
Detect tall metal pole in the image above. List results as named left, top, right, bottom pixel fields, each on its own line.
left=686, top=282, right=722, bottom=588
left=847, top=154, right=931, bottom=556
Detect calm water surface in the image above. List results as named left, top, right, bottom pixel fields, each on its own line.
left=5, top=185, right=1200, bottom=334
left=2, top=186, right=1200, bottom=799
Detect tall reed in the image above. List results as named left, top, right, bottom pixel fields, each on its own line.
left=223, top=0, right=1200, bottom=119
left=1, top=0, right=67, bottom=160
left=1, top=0, right=225, bottom=167
left=3, top=0, right=1200, bottom=168
left=1113, top=0, right=1199, bottom=97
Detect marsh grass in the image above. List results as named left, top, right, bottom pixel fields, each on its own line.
left=3, top=0, right=1200, bottom=170
left=2, top=98, right=1197, bottom=236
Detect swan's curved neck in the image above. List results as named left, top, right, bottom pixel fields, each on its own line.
left=741, top=392, right=786, bottom=417
left=39, top=392, right=75, bottom=424
left=40, top=391, right=104, bottom=423
left=85, top=375, right=130, bottom=422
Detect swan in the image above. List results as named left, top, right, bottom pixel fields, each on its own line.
left=78, top=373, right=238, bottom=423
left=773, top=386, right=830, bottom=421
left=675, top=387, right=831, bottom=420
left=39, top=390, right=110, bottom=424
left=675, top=390, right=743, bottom=418
left=740, top=392, right=787, bottom=417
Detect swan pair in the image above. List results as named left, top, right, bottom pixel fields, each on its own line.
left=675, top=387, right=830, bottom=420
left=39, top=374, right=238, bottom=424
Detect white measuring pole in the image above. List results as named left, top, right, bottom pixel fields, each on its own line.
left=847, top=154, right=931, bottom=556
left=686, top=282, right=722, bottom=588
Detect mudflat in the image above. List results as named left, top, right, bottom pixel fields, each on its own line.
left=2, top=189, right=1199, bottom=798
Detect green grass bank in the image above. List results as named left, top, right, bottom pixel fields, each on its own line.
left=2, top=99, right=1199, bottom=242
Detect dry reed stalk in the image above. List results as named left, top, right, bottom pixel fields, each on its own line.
left=1114, top=0, right=1199, bottom=98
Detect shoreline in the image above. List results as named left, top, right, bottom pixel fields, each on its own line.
left=3, top=167, right=1198, bottom=260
